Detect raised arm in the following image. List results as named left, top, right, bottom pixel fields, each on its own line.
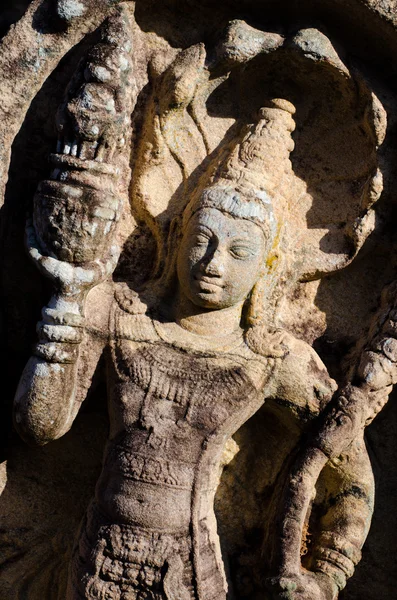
left=13, top=225, right=118, bottom=446
left=13, top=8, right=136, bottom=445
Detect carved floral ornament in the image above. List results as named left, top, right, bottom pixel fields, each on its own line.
left=1, top=1, right=397, bottom=599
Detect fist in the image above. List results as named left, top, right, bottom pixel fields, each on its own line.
left=266, top=571, right=338, bottom=600
left=56, top=0, right=129, bottom=23
left=26, top=218, right=120, bottom=296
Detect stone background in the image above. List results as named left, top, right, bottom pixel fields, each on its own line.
left=0, top=1, right=397, bottom=598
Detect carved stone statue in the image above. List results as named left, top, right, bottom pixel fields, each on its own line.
left=2, top=2, right=397, bottom=599
left=15, top=96, right=373, bottom=600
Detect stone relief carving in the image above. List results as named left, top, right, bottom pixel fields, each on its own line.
left=1, top=1, right=397, bottom=599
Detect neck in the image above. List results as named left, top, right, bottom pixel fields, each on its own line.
left=174, top=289, right=243, bottom=337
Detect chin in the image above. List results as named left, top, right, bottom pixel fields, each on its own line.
left=194, top=295, right=222, bottom=309
left=191, top=292, right=229, bottom=310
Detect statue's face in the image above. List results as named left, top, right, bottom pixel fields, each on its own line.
left=177, top=208, right=268, bottom=310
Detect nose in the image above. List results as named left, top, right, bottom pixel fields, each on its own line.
left=200, top=248, right=224, bottom=277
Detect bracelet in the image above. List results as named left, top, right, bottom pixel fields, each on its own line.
left=315, top=532, right=362, bottom=564
left=312, top=558, right=349, bottom=591
left=313, top=547, right=355, bottom=579
left=34, top=342, right=79, bottom=364
left=310, top=537, right=360, bottom=591
left=42, top=307, right=85, bottom=327
left=36, top=322, right=84, bottom=344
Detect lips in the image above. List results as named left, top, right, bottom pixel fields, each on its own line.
left=194, top=275, right=224, bottom=292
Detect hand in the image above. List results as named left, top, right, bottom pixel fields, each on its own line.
left=34, top=298, right=87, bottom=364
left=266, top=571, right=338, bottom=600
left=26, top=218, right=120, bottom=297
left=56, top=0, right=131, bottom=23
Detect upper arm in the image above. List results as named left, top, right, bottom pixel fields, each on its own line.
left=268, top=334, right=337, bottom=424
left=71, top=282, right=113, bottom=408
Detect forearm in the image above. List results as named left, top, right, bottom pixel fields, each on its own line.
left=13, top=294, right=85, bottom=445
left=308, top=438, right=374, bottom=591
left=309, top=500, right=370, bottom=590
left=14, top=357, right=79, bottom=445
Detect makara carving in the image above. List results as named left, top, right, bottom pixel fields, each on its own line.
left=1, top=2, right=397, bottom=599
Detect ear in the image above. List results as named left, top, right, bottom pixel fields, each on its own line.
left=263, top=249, right=280, bottom=275
left=246, top=278, right=266, bottom=327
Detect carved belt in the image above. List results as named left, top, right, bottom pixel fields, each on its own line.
left=106, top=446, right=196, bottom=490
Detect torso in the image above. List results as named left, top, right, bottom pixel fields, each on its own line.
left=98, top=303, right=275, bottom=527
left=69, top=298, right=280, bottom=600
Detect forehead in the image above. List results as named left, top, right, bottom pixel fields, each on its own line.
left=191, top=208, right=265, bottom=239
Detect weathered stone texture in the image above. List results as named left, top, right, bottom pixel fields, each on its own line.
left=1, top=1, right=397, bottom=599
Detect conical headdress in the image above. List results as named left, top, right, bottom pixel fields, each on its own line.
left=182, top=98, right=296, bottom=242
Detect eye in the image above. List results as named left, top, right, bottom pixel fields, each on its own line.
left=230, top=245, right=256, bottom=259
left=194, top=233, right=210, bottom=246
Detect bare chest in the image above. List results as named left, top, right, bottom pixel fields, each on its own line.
left=107, top=339, right=273, bottom=451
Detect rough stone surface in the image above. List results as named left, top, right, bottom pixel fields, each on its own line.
left=1, top=1, right=397, bottom=599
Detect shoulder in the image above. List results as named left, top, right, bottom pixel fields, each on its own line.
left=248, top=325, right=337, bottom=422
left=84, top=281, right=159, bottom=343
left=111, top=281, right=159, bottom=343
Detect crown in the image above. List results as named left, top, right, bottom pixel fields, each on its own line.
left=182, top=98, right=296, bottom=239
